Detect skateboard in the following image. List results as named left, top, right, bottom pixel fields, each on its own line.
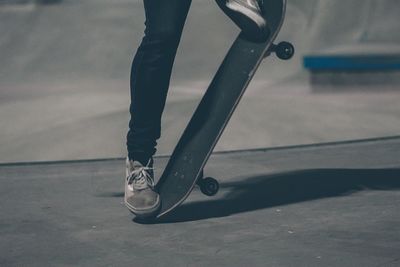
left=155, top=0, right=294, bottom=219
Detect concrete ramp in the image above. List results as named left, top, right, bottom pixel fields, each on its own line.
left=1, top=137, right=400, bottom=266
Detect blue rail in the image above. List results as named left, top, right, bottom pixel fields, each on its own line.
left=304, top=55, right=400, bottom=71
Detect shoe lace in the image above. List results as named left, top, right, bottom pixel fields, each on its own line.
left=128, top=166, right=155, bottom=190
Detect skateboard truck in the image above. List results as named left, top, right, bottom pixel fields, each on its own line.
left=264, top=41, right=294, bottom=60
left=196, top=170, right=219, bottom=196
left=192, top=42, right=293, bottom=199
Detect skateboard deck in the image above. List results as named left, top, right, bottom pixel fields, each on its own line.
left=155, top=0, right=292, bottom=219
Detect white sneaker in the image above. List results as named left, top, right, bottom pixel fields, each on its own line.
left=216, top=0, right=268, bottom=39
left=124, top=157, right=161, bottom=217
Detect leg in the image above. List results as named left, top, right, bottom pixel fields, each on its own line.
left=126, top=0, right=192, bottom=165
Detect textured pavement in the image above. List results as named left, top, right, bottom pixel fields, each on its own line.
left=1, top=0, right=400, bottom=163
left=1, top=137, right=400, bottom=266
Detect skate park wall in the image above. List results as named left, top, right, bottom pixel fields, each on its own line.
left=1, top=0, right=400, bottom=163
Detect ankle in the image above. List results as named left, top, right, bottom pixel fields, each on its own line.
left=129, top=153, right=153, bottom=167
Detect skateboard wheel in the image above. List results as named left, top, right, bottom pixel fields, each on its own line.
left=276, top=41, right=294, bottom=60
left=199, top=177, right=219, bottom=196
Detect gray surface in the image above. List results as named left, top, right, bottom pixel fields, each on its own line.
left=1, top=0, right=400, bottom=84
left=310, top=71, right=400, bottom=88
left=1, top=0, right=400, bottom=163
left=1, top=137, right=400, bottom=266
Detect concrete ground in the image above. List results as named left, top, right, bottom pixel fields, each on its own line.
left=2, top=79, right=400, bottom=163
left=1, top=137, right=400, bottom=266
left=1, top=0, right=400, bottom=163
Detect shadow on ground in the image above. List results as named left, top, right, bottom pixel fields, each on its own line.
left=145, top=168, right=400, bottom=224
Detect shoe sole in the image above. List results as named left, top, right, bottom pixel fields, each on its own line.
left=125, top=197, right=161, bottom=218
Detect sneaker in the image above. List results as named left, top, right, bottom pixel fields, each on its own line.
left=216, top=0, right=268, bottom=39
left=124, top=157, right=161, bottom=217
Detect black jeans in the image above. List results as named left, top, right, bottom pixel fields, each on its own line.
left=126, top=0, right=192, bottom=164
